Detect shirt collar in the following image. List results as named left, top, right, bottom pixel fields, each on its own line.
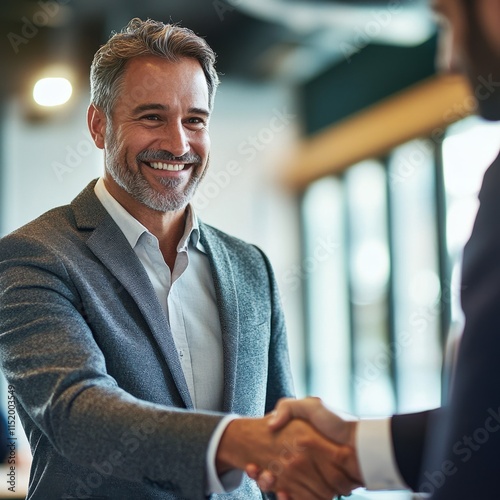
left=94, top=177, right=204, bottom=253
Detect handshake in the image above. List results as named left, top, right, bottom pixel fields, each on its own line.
left=216, top=397, right=364, bottom=500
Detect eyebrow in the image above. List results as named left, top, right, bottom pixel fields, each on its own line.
left=132, top=103, right=210, bottom=117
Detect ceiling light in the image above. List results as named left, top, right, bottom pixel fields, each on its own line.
left=33, top=77, right=73, bottom=107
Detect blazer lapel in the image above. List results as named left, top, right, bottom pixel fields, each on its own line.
left=199, top=224, right=239, bottom=412
left=71, top=182, right=194, bottom=409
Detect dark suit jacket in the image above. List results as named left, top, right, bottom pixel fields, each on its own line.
left=0, top=181, right=294, bottom=499
left=391, top=151, right=500, bottom=498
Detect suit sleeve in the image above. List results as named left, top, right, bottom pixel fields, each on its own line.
left=0, top=232, right=224, bottom=500
left=391, top=409, right=438, bottom=490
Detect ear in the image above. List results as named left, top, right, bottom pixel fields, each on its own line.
left=87, top=104, right=107, bottom=150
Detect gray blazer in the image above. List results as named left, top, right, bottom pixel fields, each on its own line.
left=0, top=181, right=294, bottom=499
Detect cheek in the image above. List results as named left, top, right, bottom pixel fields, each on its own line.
left=117, top=129, right=153, bottom=158
left=193, top=130, right=211, bottom=159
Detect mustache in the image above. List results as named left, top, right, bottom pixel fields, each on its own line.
left=136, top=149, right=202, bottom=164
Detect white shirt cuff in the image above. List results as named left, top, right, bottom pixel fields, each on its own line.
left=206, top=414, right=244, bottom=494
left=356, top=417, right=409, bottom=491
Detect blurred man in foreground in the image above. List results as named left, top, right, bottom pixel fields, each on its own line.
left=250, top=0, right=500, bottom=498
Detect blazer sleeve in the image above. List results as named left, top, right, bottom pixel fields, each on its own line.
left=0, top=231, right=225, bottom=499
left=254, top=247, right=295, bottom=413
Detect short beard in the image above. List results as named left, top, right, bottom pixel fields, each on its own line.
left=105, top=131, right=208, bottom=212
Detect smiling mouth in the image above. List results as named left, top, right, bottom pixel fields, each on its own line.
left=143, top=161, right=189, bottom=172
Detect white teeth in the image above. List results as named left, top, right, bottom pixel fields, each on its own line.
left=150, top=162, right=185, bottom=171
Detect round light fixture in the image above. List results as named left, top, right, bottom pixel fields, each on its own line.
left=33, top=77, right=73, bottom=107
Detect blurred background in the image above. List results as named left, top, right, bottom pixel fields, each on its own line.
left=1, top=0, right=500, bottom=496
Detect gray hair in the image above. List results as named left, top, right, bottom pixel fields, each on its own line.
left=90, top=18, right=220, bottom=116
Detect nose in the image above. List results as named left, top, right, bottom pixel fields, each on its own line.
left=159, top=121, right=190, bottom=158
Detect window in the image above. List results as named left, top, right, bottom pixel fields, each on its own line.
left=300, top=122, right=500, bottom=415
left=345, top=161, right=392, bottom=415
left=301, top=177, right=351, bottom=409
left=388, top=139, right=442, bottom=412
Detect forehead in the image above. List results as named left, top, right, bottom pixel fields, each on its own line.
left=119, top=55, right=209, bottom=107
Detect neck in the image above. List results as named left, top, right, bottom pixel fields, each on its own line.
left=103, top=176, right=187, bottom=270
left=138, top=209, right=187, bottom=271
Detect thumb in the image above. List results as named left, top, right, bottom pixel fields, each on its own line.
left=268, top=398, right=297, bottom=430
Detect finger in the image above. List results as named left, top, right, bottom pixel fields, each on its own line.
left=274, top=477, right=328, bottom=500
left=256, top=470, right=275, bottom=491
left=268, top=398, right=297, bottom=430
left=308, top=463, right=357, bottom=499
left=245, top=463, right=261, bottom=480
left=274, top=471, right=347, bottom=500
left=273, top=453, right=342, bottom=500
left=330, top=442, right=363, bottom=485
left=315, top=445, right=363, bottom=496
left=276, top=492, right=290, bottom=500
left=269, top=397, right=322, bottom=430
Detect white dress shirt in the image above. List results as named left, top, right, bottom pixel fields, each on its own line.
left=356, top=418, right=409, bottom=490
left=94, top=178, right=241, bottom=493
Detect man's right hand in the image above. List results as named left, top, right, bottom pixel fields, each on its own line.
left=216, top=413, right=362, bottom=499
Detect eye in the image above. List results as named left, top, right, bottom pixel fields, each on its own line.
left=185, top=117, right=207, bottom=130
left=140, top=114, right=161, bottom=121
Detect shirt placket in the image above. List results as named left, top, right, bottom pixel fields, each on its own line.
left=168, top=248, right=197, bottom=405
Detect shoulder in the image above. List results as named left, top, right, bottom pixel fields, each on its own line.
left=0, top=180, right=104, bottom=254
left=1, top=204, right=75, bottom=247
left=0, top=206, right=83, bottom=282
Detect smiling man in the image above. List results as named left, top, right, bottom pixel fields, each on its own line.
left=0, top=18, right=355, bottom=500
